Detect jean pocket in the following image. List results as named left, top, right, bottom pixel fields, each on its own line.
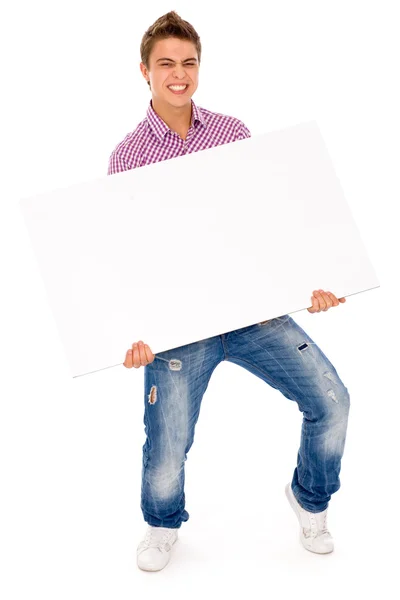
left=276, top=314, right=290, bottom=322
left=257, top=314, right=289, bottom=326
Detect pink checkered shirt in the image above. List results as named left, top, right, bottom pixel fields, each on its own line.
left=107, top=98, right=251, bottom=175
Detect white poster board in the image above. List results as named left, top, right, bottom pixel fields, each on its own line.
left=19, top=121, right=379, bottom=378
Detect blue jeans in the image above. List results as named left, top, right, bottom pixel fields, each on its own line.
left=141, top=314, right=350, bottom=528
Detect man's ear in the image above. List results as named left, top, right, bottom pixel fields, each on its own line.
left=139, top=62, right=148, bottom=80
left=140, top=63, right=151, bottom=89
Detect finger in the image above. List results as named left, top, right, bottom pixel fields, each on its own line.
left=320, top=290, right=332, bottom=311
left=144, top=344, right=154, bottom=363
left=137, top=341, right=148, bottom=365
left=339, top=297, right=346, bottom=303
left=124, top=349, right=133, bottom=368
left=132, top=343, right=141, bottom=368
left=313, top=290, right=325, bottom=311
left=317, top=289, right=329, bottom=310
left=308, top=294, right=319, bottom=313
left=326, top=292, right=339, bottom=307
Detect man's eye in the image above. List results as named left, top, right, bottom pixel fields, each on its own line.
left=160, top=63, right=196, bottom=66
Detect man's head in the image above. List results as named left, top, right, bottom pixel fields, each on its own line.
left=140, top=11, right=201, bottom=106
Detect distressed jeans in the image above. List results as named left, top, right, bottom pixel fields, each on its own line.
left=141, top=314, right=350, bottom=528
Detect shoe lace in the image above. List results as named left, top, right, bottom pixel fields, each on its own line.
left=303, top=510, right=330, bottom=538
left=142, top=527, right=173, bottom=550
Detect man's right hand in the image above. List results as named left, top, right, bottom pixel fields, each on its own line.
left=123, top=341, right=155, bottom=368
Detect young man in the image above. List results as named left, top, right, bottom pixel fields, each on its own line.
left=108, top=11, right=349, bottom=572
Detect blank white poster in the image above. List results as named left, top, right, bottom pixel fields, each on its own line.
left=19, top=120, right=379, bottom=378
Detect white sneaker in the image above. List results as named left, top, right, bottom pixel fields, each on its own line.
left=285, top=483, right=334, bottom=554
left=137, top=525, right=179, bottom=571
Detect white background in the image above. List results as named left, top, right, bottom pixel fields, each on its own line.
left=1, top=1, right=398, bottom=598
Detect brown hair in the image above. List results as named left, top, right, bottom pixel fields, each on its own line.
left=140, top=11, right=202, bottom=89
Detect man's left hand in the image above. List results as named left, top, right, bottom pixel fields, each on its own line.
left=307, top=289, right=346, bottom=313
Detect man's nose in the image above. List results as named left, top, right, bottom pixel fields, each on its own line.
left=173, top=64, right=187, bottom=78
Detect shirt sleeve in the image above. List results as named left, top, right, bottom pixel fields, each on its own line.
left=107, top=151, right=130, bottom=175
left=236, top=121, right=252, bottom=140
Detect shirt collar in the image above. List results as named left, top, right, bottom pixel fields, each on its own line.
left=146, top=98, right=206, bottom=141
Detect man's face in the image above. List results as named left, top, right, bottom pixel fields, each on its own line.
left=140, top=37, right=199, bottom=106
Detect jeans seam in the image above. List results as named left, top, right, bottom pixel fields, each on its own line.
left=225, top=355, right=298, bottom=401
left=220, top=334, right=228, bottom=359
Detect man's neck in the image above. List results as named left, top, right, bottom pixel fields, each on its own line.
left=151, top=97, right=192, bottom=136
